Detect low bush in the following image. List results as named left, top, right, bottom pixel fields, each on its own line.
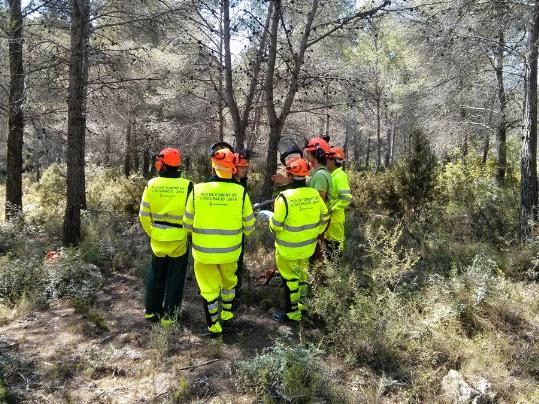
left=232, top=339, right=340, bottom=402
left=311, top=234, right=539, bottom=401
left=0, top=250, right=103, bottom=311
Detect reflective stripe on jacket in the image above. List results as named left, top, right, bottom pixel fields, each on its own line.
left=183, top=180, right=255, bottom=264
left=138, top=176, right=192, bottom=256
left=269, top=187, right=329, bottom=260
left=328, top=167, right=351, bottom=224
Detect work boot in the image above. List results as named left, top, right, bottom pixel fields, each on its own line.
left=160, top=318, right=176, bottom=328
left=144, top=313, right=160, bottom=323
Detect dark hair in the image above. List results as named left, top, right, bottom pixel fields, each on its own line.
left=309, top=151, right=327, bottom=166
left=291, top=179, right=307, bottom=188
left=163, top=163, right=180, bottom=172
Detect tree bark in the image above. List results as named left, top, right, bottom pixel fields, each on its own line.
left=482, top=92, right=496, bottom=164
left=222, top=0, right=241, bottom=144
left=222, top=0, right=271, bottom=149
left=495, top=28, right=507, bottom=183
left=133, top=121, right=140, bottom=173
left=218, top=2, right=224, bottom=142
left=104, top=132, right=111, bottom=165
left=390, top=119, right=396, bottom=164
left=324, top=79, right=330, bottom=138
left=63, top=0, right=90, bottom=247
left=353, top=129, right=362, bottom=164
left=5, top=0, right=25, bottom=220
left=142, top=131, right=150, bottom=179
left=365, top=136, right=371, bottom=168
left=124, top=118, right=132, bottom=177
left=261, top=0, right=319, bottom=197
left=375, top=96, right=382, bottom=172
left=520, top=0, right=539, bottom=241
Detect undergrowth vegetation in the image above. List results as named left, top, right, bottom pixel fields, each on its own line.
left=0, top=134, right=538, bottom=402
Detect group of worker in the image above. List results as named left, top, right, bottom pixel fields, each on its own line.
left=138, top=136, right=351, bottom=337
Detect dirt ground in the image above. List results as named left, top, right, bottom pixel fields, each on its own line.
left=0, top=269, right=300, bottom=403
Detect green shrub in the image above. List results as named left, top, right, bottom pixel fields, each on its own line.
left=232, top=339, right=338, bottom=402
left=434, top=154, right=519, bottom=244
left=86, top=165, right=146, bottom=216
left=394, top=129, right=437, bottom=215
left=0, top=255, right=50, bottom=306
left=0, top=250, right=103, bottom=309
left=47, top=250, right=104, bottom=306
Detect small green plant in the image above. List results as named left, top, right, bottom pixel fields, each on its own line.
left=0, top=377, right=17, bottom=404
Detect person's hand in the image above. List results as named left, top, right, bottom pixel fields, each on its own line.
left=271, top=173, right=290, bottom=185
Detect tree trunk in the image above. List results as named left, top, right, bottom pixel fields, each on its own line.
left=343, top=121, right=350, bottom=155
left=142, top=131, right=150, bottom=178
left=324, top=79, right=330, bottom=138
left=261, top=0, right=282, bottom=198
left=5, top=0, right=25, bottom=220
left=461, top=131, right=468, bottom=164
left=353, top=129, right=362, bottom=164
left=366, top=136, right=371, bottom=168
left=495, top=29, right=507, bottom=183
left=124, top=118, right=132, bottom=177
left=520, top=0, right=539, bottom=241
left=133, top=121, right=140, bottom=173
left=104, top=132, right=111, bottom=165
left=375, top=97, right=381, bottom=172
left=390, top=119, right=396, bottom=164
left=482, top=92, right=496, bottom=164
left=222, top=0, right=243, bottom=148
left=384, top=113, right=393, bottom=168
left=218, top=0, right=224, bottom=142
left=63, top=0, right=90, bottom=247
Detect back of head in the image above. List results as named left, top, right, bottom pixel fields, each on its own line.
left=328, top=147, right=345, bottom=166
left=155, top=147, right=181, bottom=172
left=305, top=137, right=330, bottom=165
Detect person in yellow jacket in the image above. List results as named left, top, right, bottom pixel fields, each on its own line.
left=183, top=148, right=255, bottom=337
left=139, top=148, right=193, bottom=327
left=325, top=147, right=352, bottom=260
left=270, top=157, right=329, bottom=322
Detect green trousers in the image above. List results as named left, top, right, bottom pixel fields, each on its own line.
left=144, top=253, right=188, bottom=320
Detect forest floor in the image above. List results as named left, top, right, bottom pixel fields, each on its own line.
left=0, top=266, right=339, bottom=403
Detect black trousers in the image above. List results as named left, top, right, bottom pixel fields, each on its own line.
left=144, top=253, right=188, bottom=319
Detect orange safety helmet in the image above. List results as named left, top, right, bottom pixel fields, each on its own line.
left=155, top=147, right=181, bottom=171
left=327, top=147, right=345, bottom=161
left=305, top=137, right=330, bottom=157
left=286, top=157, right=310, bottom=178
left=212, top=148, right=238, bottom=178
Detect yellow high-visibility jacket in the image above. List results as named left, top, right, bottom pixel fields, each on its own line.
left=328, top=167, right=352, bottom=224
left=183, top=178, right=255, bottom=264
left=269, top=186, right=329, bottom=260
left=139, top=176, right=193, bottom=257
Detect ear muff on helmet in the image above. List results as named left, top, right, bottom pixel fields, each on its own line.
left=305, top=137, right=330, bottom=158
left=314, top=145, right=326, bottom=158
left=154, top=154, right=164, bottom=171
left=154, top=148, right=181, bottom=171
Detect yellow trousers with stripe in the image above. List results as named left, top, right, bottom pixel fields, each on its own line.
left=325, top=221, right=344, bottom=245
left=275, top=252, right=309, bottom=321
left=194, top=260, right=238, bottom=334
